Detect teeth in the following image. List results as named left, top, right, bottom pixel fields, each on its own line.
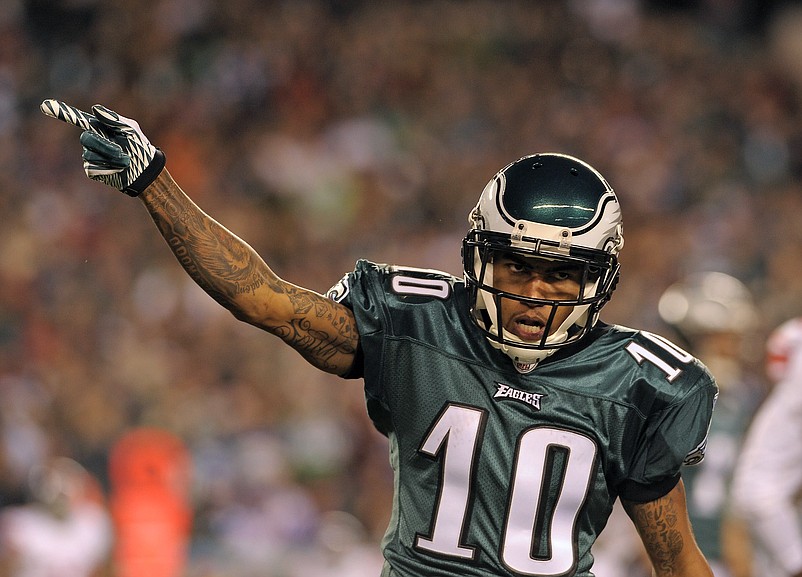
left=516, top=323, right=542, bottom=336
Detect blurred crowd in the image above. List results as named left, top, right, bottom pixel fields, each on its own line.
left=1, top=0, right=802, bottom=575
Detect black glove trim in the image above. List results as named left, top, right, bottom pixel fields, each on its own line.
left=123, top=149, right=166, bottom=197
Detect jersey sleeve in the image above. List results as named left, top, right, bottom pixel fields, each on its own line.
left=324, top=260, right=397, bottom=433
left=619, top=366, right=718, bottom=503
left=325, top=260, right=466, bottom=437
left=325, top=260, right=387, bottom=380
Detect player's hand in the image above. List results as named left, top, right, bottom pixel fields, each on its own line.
left=40, top=99, right=166, bottom=197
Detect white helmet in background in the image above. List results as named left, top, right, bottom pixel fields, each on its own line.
left=658, top=271, right=757, bottom=338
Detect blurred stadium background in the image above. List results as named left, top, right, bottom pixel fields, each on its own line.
left=1, top=0, right=801, bottom=575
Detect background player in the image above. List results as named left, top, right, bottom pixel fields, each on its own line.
left=41, top=99, right=716, bottom=577
left=731, top=317, right=802, bottom=577
left=0, top=457, right=112, bottom=577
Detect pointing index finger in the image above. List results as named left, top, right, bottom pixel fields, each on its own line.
left=40, top=99, right=99, bottom=132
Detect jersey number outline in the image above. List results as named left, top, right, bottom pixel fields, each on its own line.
left=391, top=273, right=452, bottom=299
left=415, top=404, right=597, bottom=576
left=624, top=330, right=694, bottom=382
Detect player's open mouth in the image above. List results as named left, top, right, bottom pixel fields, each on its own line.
left=509, top=317, right=546, bottom=341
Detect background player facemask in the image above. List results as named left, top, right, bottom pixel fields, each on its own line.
left=462, top=153, right=624, bottom=373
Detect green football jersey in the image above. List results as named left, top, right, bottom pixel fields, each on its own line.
left=329, top=260, right=718, bottom=577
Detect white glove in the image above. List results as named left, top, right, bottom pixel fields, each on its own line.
left=41, top=99, right=166, bottom=196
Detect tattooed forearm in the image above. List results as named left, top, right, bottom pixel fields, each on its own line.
left=139, top=173, right=360, bottom=375
left=144, top=177, right=271, bottom=310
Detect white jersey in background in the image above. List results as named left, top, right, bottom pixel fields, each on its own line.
left=731, top=317, right=802, bottom=577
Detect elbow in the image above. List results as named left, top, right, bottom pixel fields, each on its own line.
left=229, top=306, right=267, bottom=329
left=206, top=289, right=269, bottom=326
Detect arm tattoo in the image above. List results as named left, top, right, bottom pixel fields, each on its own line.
left=269, top=289, right=358, bottom=372
left=142, top=178, right=358, bottom=373
left=145, top=183, right=266, bottom=309
left=629, top=493, right=684, bottom=574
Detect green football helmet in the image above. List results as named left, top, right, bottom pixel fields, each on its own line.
left=462, top=153, right=624, bottom=372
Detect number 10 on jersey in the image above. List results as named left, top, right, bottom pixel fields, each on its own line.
left=414, top=404, right=597, bottom=576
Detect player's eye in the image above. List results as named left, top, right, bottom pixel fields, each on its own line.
left=546, top=267, right=582, bottom=284
left=550, top=272, right=569, bottom=282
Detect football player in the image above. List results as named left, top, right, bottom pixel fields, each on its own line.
left=731, top=318, right=802, bottom=577
left=0, top=458, right=112, bottom=577
left=41, top=99, right=716, bottom=577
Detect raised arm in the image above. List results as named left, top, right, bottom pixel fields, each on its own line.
left=140, top=170, right=359, bottom=374
left=41, top=99, right=359, bottom=376
left=622, top=479, right=714, bottom=577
